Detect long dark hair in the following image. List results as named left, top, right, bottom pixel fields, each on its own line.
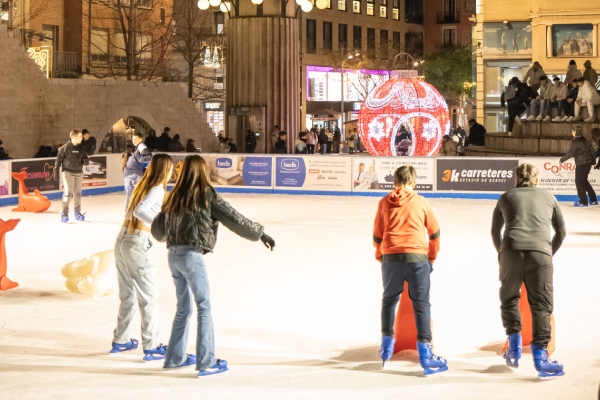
left=162, top=155, right=213, bottom=214
left=125, top=154, right=173, bottom=233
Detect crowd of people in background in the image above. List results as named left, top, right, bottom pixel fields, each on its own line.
left=500, top=59, right=600, bottom=135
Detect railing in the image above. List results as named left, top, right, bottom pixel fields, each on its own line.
left=437, top=11, right=460, bottom=24
left=54, top=51, right=80, bottom=78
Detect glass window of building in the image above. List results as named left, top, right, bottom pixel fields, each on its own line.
left=442, top=28, right=456, bottom=47
left=112, top=32, right=126, bottom=64
left=323, top=22, right=333, bottom=51
left=366, top=0, right=374, bottom=16
left=137, top=34, right=153, bottom=64
left=91, top=29, right=109, bottom=63
left=306, top=19, right=317, bottom=54
left=392, top=0, right=399, bottom=20
left=380, top=29, right=388, bottom=59
left=338, top=0, right=347, bottom=11
left=380, top=2, right=387, bottom=18
left=367, top=28, right=375, bottom=54
left=353, top=26, right=362, bottom=51
left=214, top=12, right=224, bottom=34
left=443, top=0, right=456, bottom=20
left=405, top=0, right=423, bottom=24
left=392, top=31, right=400, bottom=53
left=353, top=0, right=360, bottom=13
left=339, top=24, right=348, bottom=51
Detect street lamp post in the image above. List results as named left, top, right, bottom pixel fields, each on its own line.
left=340, top=52, right=359, bottom=152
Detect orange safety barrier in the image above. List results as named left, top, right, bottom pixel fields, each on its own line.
left=0, top=219, right=20, bottom=291
left=392, top=282, right=420, bottom=353
left=11, top=171, right=51, bottom=213
left=502, top=283, right=556, bottom=356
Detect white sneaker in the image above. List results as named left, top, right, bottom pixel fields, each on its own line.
left=527, top=115, right=535, bottom=121
left=535, top=116, right=543, bottom=121
left=567, top=116, right=574, bottom=121
left=561, top=116, right=569, bottom=121
left=515, top=117, right=522, bottom=125
left=543, top=116, right=551, bottom=122
left=584, top=117, right=594, bottom=122
left=551, top=116, right=561, bottom=122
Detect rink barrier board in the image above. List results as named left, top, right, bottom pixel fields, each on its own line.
left=0, top=154, right=587, bottom=205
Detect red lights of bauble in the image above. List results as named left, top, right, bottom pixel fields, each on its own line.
left=357, top=75, right=450, bottom=156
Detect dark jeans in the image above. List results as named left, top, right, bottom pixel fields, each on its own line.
left=381, top=255, right=432, bottom=342
left=552, top=100, right=566, bottom=117
left=319, top=143, right=327, bottom=154
left=507, top=102, right=526, bottom=132
left=307, top=144, right=316, bottom=154
left=565, top=100, right=575, bottom=117
left=499, top=249, right=553, bottom=346
left=575, top=163, right=597, bottom=205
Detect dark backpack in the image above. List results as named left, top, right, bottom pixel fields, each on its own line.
left=505, top=84, right=518, bottom=101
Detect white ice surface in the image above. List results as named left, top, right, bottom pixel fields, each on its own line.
left=0, top=193, right=599, bottom=399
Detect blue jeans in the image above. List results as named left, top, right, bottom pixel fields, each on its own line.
left=319, top=143, right=327, bottom=154
left=124, top=174, right=141, bottom=211
left=113, top=226, right=159, bottom=350
left=164, top=246, right=216, bottom=370
left=380, top=255, right=432, bottom=342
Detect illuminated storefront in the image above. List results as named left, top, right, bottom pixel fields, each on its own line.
left=204, top=101, right=224, bottom=136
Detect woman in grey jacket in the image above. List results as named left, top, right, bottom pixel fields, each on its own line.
left=152, top=155, right=275, bottom=377
left=111, top=153, right=173, bottom=361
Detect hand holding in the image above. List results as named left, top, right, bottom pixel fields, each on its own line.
left=260, top=234, right=275, bottom=251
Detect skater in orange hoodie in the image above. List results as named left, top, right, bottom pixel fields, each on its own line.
left=373, top=165, right=447, bottom=375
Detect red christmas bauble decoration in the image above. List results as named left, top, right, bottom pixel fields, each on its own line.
left=357, top=77, right=450, bottom=156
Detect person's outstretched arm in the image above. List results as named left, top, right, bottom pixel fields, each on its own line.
left=210, top=192, right=264, bottom=241
left=491, top=199, right=504, bottom=253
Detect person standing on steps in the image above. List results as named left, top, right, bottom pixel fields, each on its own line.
left=373, top=166, right=447, bottom=375
left=501, top=77, right=525, bottom=136
left=565, top=60, right=582, bottom=89
left=491, top=163, right=566, bottom=377
left=560, top=126, right=598, bottom=207
left=583, top=60, right=598, bottom=87
left=124, top=133, right=153, bottom=211
left=523, top=61, right=546, bottom=92
left=53, top=129, right=89, bottom=223
left=110, top=154, right=173, bottom=362
left=151, top=155, right=276, bottom=377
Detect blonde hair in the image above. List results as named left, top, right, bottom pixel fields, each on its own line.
left=69, top=129, right=82, bottom=138
left=125, top=154, right=173, bottom=233
left=515, top=163, right=539, bottom=188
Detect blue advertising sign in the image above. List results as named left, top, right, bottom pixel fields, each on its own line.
left=275, top=157, right=307, bottom=188
left=242, top=157, right=272, bottom=187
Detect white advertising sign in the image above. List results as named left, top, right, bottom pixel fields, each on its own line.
left=351, top=157, right=435, bottom=192
left=520, top=157, right=600, bottom=195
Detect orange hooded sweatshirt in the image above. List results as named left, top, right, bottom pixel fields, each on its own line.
left=373, top=187, right=440, bottom=262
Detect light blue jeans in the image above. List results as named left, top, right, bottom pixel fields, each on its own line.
left=113, top=226, right=160, bottom=350
left=164, top=245, right=216, bottom=371
left=124, top=174, right=141, bottom=211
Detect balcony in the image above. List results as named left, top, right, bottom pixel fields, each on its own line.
left=437, top=12, right=460, bottom=24
left=54, top=51, right=80, bottom=78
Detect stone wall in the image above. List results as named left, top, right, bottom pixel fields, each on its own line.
left=0, top=24, right=213, bottom=159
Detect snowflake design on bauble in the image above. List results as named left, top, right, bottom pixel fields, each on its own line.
left=422, top=120, right=438, bottom=141
left=368, top=120, right=385, bottom=140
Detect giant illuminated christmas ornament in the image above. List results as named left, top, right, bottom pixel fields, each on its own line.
left=357, top=70, right=450, bottom=156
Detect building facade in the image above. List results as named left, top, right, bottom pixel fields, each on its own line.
left=423, top=0, right=475, bottom=55
left=299, top=0, right=424, bottom=134
left=475, top=0, right=600, bottom=132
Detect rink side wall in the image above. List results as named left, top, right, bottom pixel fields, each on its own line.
left=0, top=154, right=589, bottom=207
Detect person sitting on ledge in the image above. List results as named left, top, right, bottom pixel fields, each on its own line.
left=573, top=77, right=600, bottom=122
left=466, top=119, right=486, bottom=147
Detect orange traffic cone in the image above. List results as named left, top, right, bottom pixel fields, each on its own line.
left=502, top=283, right=556, bottom=355
left=392, top=282, right=419, bottom=353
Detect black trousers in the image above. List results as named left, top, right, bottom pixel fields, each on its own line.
left=507, top=102, right=526, bottom=132
left=381, top=256, right=432, bottom=342
left=575, top=163, right=597, bottom=205
left=499, top=249, right=553, bottom=346
left=307, top=144, right=316, bottom=154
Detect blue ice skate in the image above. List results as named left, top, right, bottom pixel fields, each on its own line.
left=109, top=338, right=139, bottom=354
left=503, top=333, right=522, bottom=367
left=590, top=201, right=599, bottom=206
left=74, top=210, right=86, bottom=221
left=61, top=211, right=69, bottom=223
left=417, top=341, right=448, bottom=375
left=531, top=344, right=565, bottom=378
left=143, top=344, right=167, bottom=361
left=378, top=336, right=395, bottom=367
left=198, top=359, right=229, bottom=377
left=573, top=201, right=589, bottom=207
left=163, top=354, right=196, bottom=369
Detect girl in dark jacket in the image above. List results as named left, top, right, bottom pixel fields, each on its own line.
left=151, top=155, right=275, bottom=377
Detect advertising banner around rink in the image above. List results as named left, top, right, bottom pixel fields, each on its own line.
left=436, top=158, right=519, bottom=192
left=519, top=157, right=600, bottom=196
left=274, top=156, right=352, bottom=192
left=82, top=156, right=108, bottom=187
left=0, top=161, right=10, bottom=196
left=351, top=157, right=435, bottom=193
left=11, top=159, right=60, bottom=194
left=204, top=154, right=272, bottom=189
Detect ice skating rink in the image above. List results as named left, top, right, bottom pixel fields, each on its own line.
left=0, top=192, right=599, bottom=400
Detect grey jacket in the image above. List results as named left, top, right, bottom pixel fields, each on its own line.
left=560, top=136, right=596, bottom=165
left=491, top=187, right=566, bottom=256
left=151, top=189, right=264, bottom=253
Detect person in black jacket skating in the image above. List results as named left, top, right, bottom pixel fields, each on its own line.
left=560, top=126, right=598, bottom=206
left=53, top=130, right=90, bottom=222
left=151, top=155, right=275, bottom=377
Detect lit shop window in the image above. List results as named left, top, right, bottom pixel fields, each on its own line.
left=338, top=0, right=346, bottom=11
left=353, top=0, right=360, bottom=13
left=366, top=0, right=373, bottom=16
